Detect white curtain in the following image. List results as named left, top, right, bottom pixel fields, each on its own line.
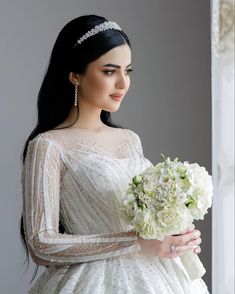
left=211, top=0, right=234, bottom=293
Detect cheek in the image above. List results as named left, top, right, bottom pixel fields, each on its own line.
left=125, top=77, right=131, bottom=91
left=80, top=76, right=100, bottom=96
left=88, top=75, right=110, bottom=93
left=127, top=77, right=131, bottom=88
left=79, top=76, right=112, bottom=102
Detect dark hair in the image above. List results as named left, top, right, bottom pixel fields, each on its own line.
left=20, top=14, right=131, bottom=282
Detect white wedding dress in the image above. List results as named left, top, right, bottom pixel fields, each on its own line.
left=22, top=127, right=209, bottom=294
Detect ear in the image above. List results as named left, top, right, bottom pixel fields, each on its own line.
left=68, top=72, right=80, bottom=86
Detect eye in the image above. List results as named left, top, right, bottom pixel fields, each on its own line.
left=103, top=70, right=115, bottom=76
left=125, top=69, right=133, bottom=75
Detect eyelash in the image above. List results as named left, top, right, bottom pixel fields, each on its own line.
left=103, top=69, right=133, bottom=76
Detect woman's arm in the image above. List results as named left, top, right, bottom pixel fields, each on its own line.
left=22, top=135, right=140, bottom=266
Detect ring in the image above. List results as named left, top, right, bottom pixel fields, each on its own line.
left=170, top=244, right=177, bottom=254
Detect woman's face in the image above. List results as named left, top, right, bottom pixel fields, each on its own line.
left=77, top=44, right=132, bottom=112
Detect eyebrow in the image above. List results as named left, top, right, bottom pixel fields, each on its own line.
left=102, top=63, right=132, bottom=69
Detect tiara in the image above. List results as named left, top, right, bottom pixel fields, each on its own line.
left=75, top=21, right=122, bottom=45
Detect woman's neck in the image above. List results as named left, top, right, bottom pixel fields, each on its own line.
left=60, top=106, right=106, bottom=132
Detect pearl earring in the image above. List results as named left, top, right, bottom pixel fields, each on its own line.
left=74, top=82, right=79, bottom=107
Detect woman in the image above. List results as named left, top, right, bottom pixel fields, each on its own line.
left=21, top=15, right=209, bottom=293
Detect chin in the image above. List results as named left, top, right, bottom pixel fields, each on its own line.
left=103, top=104, right=121, bottom=113
left=110, top=105, right=121, bottom=112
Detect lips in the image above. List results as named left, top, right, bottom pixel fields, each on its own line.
left=110, top=93, right=124, bottom=101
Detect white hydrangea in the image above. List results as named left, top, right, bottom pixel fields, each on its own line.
left=132, top=208, right=159, bottom=239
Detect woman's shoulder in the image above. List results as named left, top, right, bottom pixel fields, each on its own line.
left=123, top=128, right=139, bottom=136
left=121, top=128, right=141, bottom=140
left=105, top=126, right=140, bottom=139
left=29, top=130, right=64, bottom=148
left=25, top=132, right=63, bottom=163
left=110, top=127, right=140, bottom=148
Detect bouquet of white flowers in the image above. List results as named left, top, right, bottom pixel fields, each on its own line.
left=121, top=154, right=213, bottom=280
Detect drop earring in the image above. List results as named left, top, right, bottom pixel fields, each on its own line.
left=74, top=82, right=79, bottom=107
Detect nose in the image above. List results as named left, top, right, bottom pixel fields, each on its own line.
left=115, top=72, right=129, bottom=90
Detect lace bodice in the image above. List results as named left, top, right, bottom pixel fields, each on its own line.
left=22, top=127, right=153, bottom=266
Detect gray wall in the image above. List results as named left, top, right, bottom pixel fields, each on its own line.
left=0, top=1, right=211, bottom=293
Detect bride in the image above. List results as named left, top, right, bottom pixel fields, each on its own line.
left=21, top=15, right=209, bottom=293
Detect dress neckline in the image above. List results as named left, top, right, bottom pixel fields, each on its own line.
left=35, top=128, right=134, bottom=161
left=66, top=139, right=132, bottom=161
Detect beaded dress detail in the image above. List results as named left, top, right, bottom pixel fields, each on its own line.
left=22, top=128, right=209, bottom=294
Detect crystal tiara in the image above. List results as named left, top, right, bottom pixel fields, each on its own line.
left=75, top=21, right=122, bottom=45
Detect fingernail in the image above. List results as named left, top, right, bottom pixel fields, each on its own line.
left=194, top=238, right=201, bottom=245
left=187, top=242, right=193, bottom=246
left=195, top=247, right=201, bottom=253
left=194, top=231, right=200, bottom=238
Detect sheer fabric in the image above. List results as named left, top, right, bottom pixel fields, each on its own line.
left=22, top=127, right=209, bottom=293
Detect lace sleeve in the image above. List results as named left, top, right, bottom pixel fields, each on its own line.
left=22, top=135, right=140, bottom=266
left=126, top=129, right=154, bottom=167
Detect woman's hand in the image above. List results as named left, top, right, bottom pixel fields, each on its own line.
left=137, top=224, right=202, bottom=259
